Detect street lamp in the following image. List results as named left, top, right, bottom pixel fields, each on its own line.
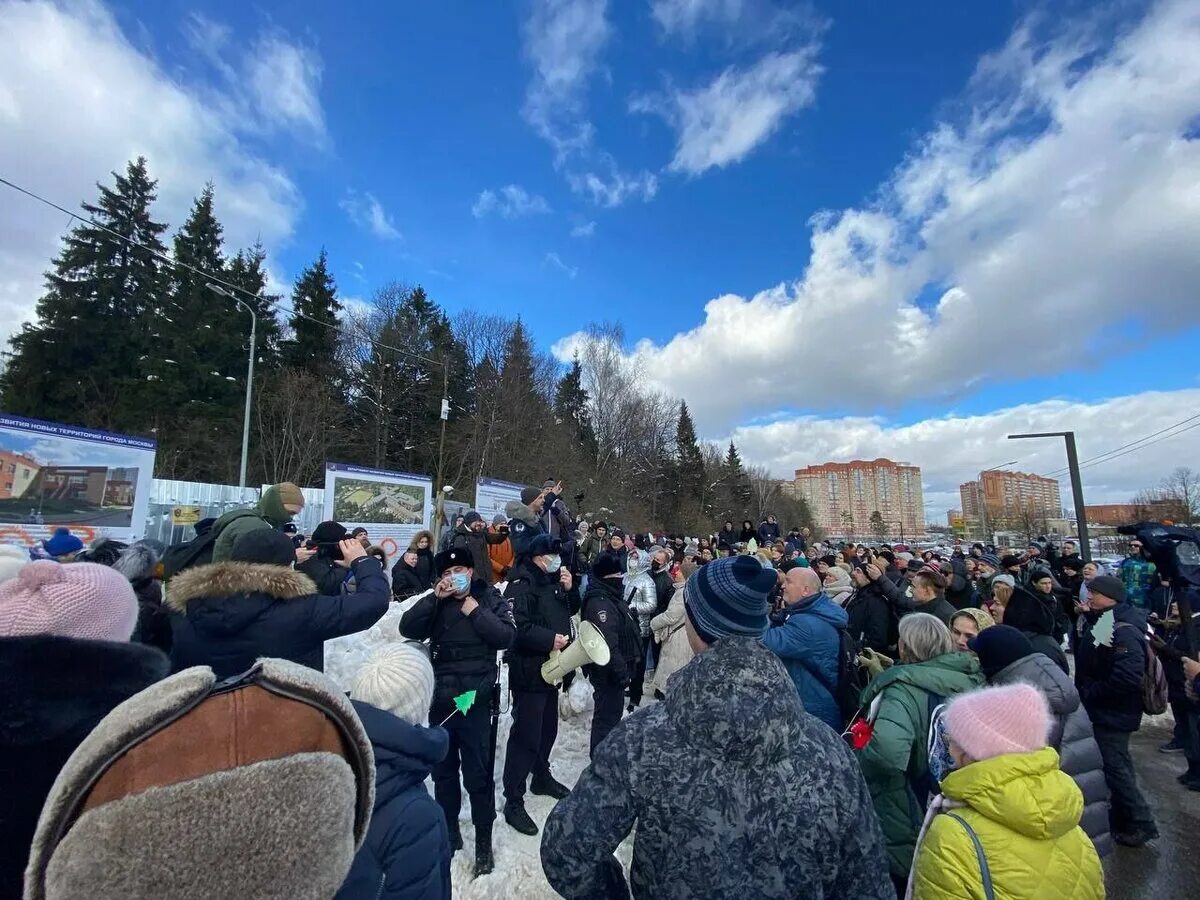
left=974, top=460, right=1018, bottom=544
left=1007, top=432, right=1090, bottom=562
left=206, top=283, right=256, bottom=489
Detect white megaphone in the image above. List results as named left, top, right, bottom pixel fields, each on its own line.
left=541, top=620, right=610, bottom=686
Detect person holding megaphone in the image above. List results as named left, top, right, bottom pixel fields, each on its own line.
left=502, top=534, right=581, bottom=837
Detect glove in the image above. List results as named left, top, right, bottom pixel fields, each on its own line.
left=857, top=648, right=893, bottom=679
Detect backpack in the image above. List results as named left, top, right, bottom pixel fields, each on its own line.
left=161, top=510, right=259, bottom=580
left=1115, top=622, right=1169, bottom=715
left=832, top=626, right=869, bottom=728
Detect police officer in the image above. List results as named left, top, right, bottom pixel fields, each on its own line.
left=501, top=534, right=579, bottom=835
left=581, top=553, right=642, bottom=758
left=399, top=546, right=515, bottom=876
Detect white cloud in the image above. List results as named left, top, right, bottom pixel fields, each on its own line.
left=544, top=251, right=579, bottom=279
left=340, top=190, right=402, bottom=240
left=726, top=389, right=1200, bottom=522
left=571, top=220, right=597, bottom=237
left=650, top=0, right=814, bottom=46
left=567, top=163, right=658, bottom=207
left=522, top=0, right=611, bottom=162
left=576, top=0, right=1200, bottom=429
left=471, top=184, right=552, bottom=218
left=0, top=0, right=312, bottom=340
left=247, top=35, right=325, bottom=138
left=632, top=47, right=822, bottom=175
left=651, top=0, right=744, bottom=35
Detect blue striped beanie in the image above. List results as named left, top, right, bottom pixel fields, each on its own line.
left=683, top=555, right=775, bottom=643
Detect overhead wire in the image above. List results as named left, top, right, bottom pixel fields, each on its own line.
left=1042, top=413, right=1200, bottom=478
left=0, top=173, right=444, bottom=370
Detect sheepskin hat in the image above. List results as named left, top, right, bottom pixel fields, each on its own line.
left=944, top=682, right=1051, bottom=762
left=0, top=561, right=137, bottom=641
left=351, top=643, right=435, bottom=726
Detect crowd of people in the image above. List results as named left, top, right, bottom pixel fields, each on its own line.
left=2, top=481, right=1197, bottom=899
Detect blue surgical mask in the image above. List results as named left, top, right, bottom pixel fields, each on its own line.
left=544, top=555, right=562, bottom=573
left=450, top=572, right=471, bottom=594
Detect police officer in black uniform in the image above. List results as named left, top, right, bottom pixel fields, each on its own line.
left=501, top=534, right=579, bottom=835
left=399, top=546, right=515, bottom=876
left=581, top=552, right=642, bottom=758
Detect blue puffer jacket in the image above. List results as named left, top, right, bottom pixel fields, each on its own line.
left=762, top=591, right=847, bottom=731
left=336, top=701, right=451, bottom=900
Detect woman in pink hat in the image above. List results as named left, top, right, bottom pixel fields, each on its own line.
left=908, top=683, right=1103, bottom=899
left=0, top=561, right=170, bottom=899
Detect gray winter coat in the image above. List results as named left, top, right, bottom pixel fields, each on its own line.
left=540, top=637, right=893, bottom=900
left=624, top=552, right=658, bottom=638
left=990, top=652, right=1112, bottom=858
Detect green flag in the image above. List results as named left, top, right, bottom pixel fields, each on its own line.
left=453, top=690, right=477, bottom=715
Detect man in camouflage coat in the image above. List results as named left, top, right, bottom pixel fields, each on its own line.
left=540, top=555, right=892, bottom=900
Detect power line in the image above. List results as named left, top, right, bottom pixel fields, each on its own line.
left=1042, top=413, right=1200, bottom=478
left=0, top=173, right=444, bottom=369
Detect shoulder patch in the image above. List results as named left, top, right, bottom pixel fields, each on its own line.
left=511, top=521, right=525, bottom=532
left=597, top=609, right=608, bottom=623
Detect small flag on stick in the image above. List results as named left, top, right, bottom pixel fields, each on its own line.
left=438, top=690, right=478, bottom=726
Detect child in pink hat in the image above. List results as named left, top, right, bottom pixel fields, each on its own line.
left=0, top=559, right=139, bottom=641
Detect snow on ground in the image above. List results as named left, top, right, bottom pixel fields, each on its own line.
left=326, top=599, right=636, bottom=899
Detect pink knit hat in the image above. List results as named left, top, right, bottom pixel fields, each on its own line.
left=0, top=560, right=138, bottom=642
left=943, top=683, right=1051, bottom=762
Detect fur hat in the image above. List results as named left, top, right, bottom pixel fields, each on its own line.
left=528, top=534, right=562, bottom=558
left=112, top=542, right=158, bottom=582
left=0, top=561, right=137, bottom=642
left=23, top=658, right=373, bottom=900
left=683, top=555, right=775, bottom=644
left=230, top=529, right=296, bottom=567
left=0, top=543, right=30, bottom=584
left=434, top=546, right=474, bottom=576
left=43, top=528, right=84, bottom=558
left=944, top=682, right=1051, bottom=761
left=351, top=643, right=436, bottom=726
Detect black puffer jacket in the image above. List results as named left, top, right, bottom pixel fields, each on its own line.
left=296, top=554, right=351, bottom=596
left=0, top=635, right=168, bottom=900
left=391, top=561, right=428, bottom=600
left=990, top=652, right=1112, bottom=857
left=845, top=581, right=896, bottom=654
left=166, top=558, right=390, bottom=677
left=505, top=560, right=580, bottom=694
left=1075, top=602, right=1149, bottom=733
left=581, top=576, right=641, bottom=688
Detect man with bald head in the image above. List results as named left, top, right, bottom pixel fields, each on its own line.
left=762, top=561, right=850, bottom=730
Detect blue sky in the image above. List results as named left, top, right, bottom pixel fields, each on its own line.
left=1, top=0, right=1198, bottom=518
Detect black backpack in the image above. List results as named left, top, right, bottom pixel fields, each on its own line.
left=161, top=511, right=259, bottom=580
left=832, top=626, right=869, bottom=727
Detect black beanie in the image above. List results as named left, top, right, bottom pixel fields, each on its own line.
left=970, top=625, right=1035, bottom=679
left=592, top=554, right=623, bottom=579
left=520, top=487, right=541, bottom=505
left=312, top=521, right=348, bottom=544
left=231, top=529, right=297, bottom=567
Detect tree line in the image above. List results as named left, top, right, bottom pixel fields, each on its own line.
left=0, top=158, right=817, bottom=534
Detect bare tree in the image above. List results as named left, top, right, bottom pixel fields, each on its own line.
left=254, top=368, right=347, bottom=485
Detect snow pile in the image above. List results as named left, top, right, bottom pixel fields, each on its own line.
left=324, top=596, right=635, bottom=899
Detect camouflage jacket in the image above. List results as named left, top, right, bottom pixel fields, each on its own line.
left=540, top=637, right=892, bottom=900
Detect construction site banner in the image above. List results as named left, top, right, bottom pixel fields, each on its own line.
left=0, top=413, right=156, bottom=549
left=474, top=477, right=527, bottom=526
left=322, top=462, right=433, bottom=569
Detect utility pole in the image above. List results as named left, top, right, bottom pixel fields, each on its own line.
left=206, top=283, right=257, bottom=489
left=1007, top=432, right=1091, bottom=562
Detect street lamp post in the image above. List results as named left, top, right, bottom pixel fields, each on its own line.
left=206, top=283, right=256, bottom=489
left=1007, top=432, right=1090, bottom=562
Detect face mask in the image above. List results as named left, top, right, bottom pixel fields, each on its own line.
left=449, top=572, right=471, bottom=594
left=543, top=555, right=562, bottom=573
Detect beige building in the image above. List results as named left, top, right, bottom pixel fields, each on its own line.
left=791, top=459, right=924, bottom=538
left=959, top=470, right=1063, bottom=532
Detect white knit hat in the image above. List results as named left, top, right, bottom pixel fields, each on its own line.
left=351, top=642, right=435, bottom=726
left=0, top=544, right=30, bottom=585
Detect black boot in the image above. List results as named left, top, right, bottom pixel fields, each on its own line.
left=473, top=823, right=494, bottom=876
left=530, top=770, right=570, bottom=800
left=447, top=822, right=463, bottom=852
left=503, top=800, right=539, bottom=835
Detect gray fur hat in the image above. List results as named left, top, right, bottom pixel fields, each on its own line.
left=24, top=658, right=375, bottom=900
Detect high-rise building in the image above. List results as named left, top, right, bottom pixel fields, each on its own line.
left=959, top=470, right=1062, bottom=534
left=790, top=459, right=924, bottom=537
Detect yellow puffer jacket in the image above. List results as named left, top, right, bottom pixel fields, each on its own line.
left=912, top=748, right=1104, bottom=899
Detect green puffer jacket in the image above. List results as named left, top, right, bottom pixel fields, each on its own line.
left=856, top=651, right=984, bottom=878
left=211, top=485, right=297, bottom=562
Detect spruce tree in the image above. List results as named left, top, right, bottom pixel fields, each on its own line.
left=554, top=356, right=598, bottom=457
left=284, top=249, right=342, bottom=382
left=1, top=157, right=167, bottom=431
left=226, top=241, right=283, bottom=370
left=675, top=401, right=705, bottom=528
left=722, top=440, right=752, bottom=521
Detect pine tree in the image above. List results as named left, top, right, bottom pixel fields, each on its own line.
left=675, top=401, right=705, bottom=527
left=722, top=440, right=752, bottom=521
left=284, top=249, right=342, bottom=382
left=554, top=356, right=597, bottom=457
left=1, top=157, right=167, bottom=431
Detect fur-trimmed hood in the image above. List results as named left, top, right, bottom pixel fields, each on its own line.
left=165, top=562, right=318, bottom=612
left=505, top=500, right=539, bottom=526
left=112, top=542, right=158, bottom=583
